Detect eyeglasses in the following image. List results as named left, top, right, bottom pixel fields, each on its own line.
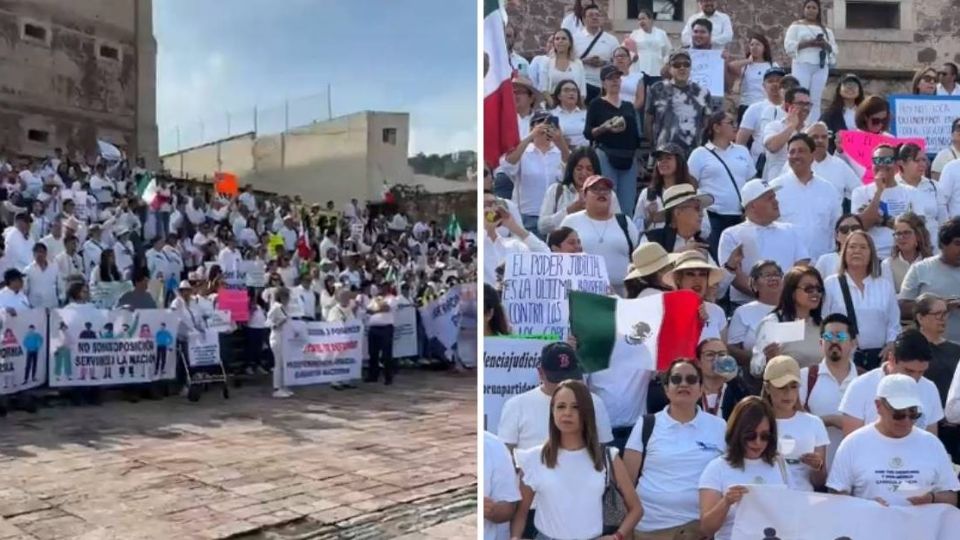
left=893, top=230, right=915, bottom=238
left=883, top=400, right=922, bottom=421
left=921, top=75, right=937, bottom=84
left=922, top=309, right=949, bottom=320
left=837, top=224, right=862, bottom=234
left=669, top=374, right=701, bottom=386
left=743, top=431, right=772, bottom=442
left=800, top=285, right=823, bottom=295
left=822, top=331, right=850, bottom=343
left=672, top=62, right=691, bottom=69
left=872, top=155, right=896, bottom=166
left=868, top=116, right=888, bottom=126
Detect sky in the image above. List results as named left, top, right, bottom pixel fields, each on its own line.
left=153, top=0, right=477, bottom=156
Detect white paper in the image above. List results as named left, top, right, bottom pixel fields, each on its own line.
left=689, top=49, right=724, bottom=97
left=765, top=320, right=805, bottom=344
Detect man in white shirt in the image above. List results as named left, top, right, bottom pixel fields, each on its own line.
left=572, top=3, right=620, bottom=103
left=680, top=0, right=733, bottom=49
left=839, top=329, right=944, bottom=436
left=81, top=224, right=105, bottom=276
left=736, top=67, right=785, bottom=162
left=483, top=432, right=521, bottom=540
left=216, top=237, right=242, bottom=278
left=238, top=185, right=257, bottom=213
left=279, top=214, right=298, bottom=252
left=55, top=234, right=84, bottom=304
left=851, top=144, right=918, bottom=259
left=0, top=268, right=30, bottom=314
left=498, top=341, right=614, bottom=451
left=804, top=122, right=861, bottom=211
left=799, top=313, right=859, bottom=466
left=719, top=178, right=809, bottom=305
left=23, top=242, right=59, bottom=309
left=763, top=87, right=814, bottom=180
left=29, top=200, right=50, bottom=240
left=113, top=228, right=135, bottom=280
left=40, top=216, right=65, bottom=261
left=771, top=133, right=842, bottom=260
left=828, top=372, right=959, bottom=506
left=4, top=213, right=35, bottom=271
left=937, top=62, right=960, bottom=96
left=293, top=272, right=317, bottom=320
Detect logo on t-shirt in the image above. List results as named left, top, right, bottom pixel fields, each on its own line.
left=889, top=457, right=903, bottom=468
left=754, top=476, right=766, bottom=484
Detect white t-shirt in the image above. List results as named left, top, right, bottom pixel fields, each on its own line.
left=897, top=175, right=946, bottom=253
left=739, top=62, right=775, bottom=106
left=698, top=456, right=788, bottom=540
left=702, top=301, right=728, bottom=342
left=627, top=409, right=726, bottom=532
left=498, top=386, right=614, bottom=450
left=515, top=445, right=616, bottom=540
left=483, top=432, right=521, bottom=540
left=740, top=99, right=778, bottom=160
left=815, top=251, right=841, bottom=280
left=775, top=412, right=830, bottom=492
left=727, top=301, right=775, bottom=352
left=572, top=29, right=620, bottom=87
left=718, top=220, right=809, bottom=304
left=551, top=106, right=588, bottom=148
left=838, top=367, right=944, bottom=429
left=850, top=182, right=917, bottom=259
left=827, top=424, right=960, bottom=505
left=931, top=145, right=960, bottom=175
left=587, top=347, right=654, bottom=429
left=807, top=154, right=862, bottom=201
left=799, top=359, right=859, bottom=467
left=687, top=142, right=754, bottom=216
left=560, top=211, right=638, bottom=294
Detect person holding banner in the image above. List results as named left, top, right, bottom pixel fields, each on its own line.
left=698, top=396, right=789, bottom=540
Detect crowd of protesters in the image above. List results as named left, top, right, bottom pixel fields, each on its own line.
left=0, top=145, right=476, bottom=413
left=485, top=1, right=960, bottom=539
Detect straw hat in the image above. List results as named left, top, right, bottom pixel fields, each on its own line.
left=624, top=243, right=679, bottom=281
left=512, top=75, right=543, bottom=105
left=654, top=184, right=715, bottom=221
left=661, top=250, right=723, bottom=289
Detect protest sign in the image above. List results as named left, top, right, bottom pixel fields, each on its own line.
left=74, top=191, right=90, bottom=219
left=689, top=49, right=724, bottom=97
left=459, top=283, right=478, bottom=368
left=889, top=94, right=960, bottom=155
left=285, top=320, right=363, bottom=386
left=187, top=330, right=221, bottom=367
left=838, top=130, right=926, bottom=184
left=49, top=308, right=179, bottom=387
left=0, top=310, right=49, bottom=396
left=214, top=172, right=239, bottom=196
left=732, top=485, right=960, bottom=540
left=216, top=288, right=250, bottom=323
left=393, top=300, right=418, bottom=358
left=90, top=281, right=134, bottom=309
left=501, top=253, right=609, bottom=338
left=419, top=285, right=462, bottom=363
left=207, top=310, right=234, bottom=333
left=241, top=260, right=267, bottom=287
left=483, top=337, right=546, bottom=433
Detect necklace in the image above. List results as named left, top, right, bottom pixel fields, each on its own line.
left=587, top=216, right=611, bottom=243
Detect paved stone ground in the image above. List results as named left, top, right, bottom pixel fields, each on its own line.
left=0, top=371, right=477, bottom=539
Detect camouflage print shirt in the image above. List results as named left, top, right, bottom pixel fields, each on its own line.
left=645, top=80, right=713, bottom=157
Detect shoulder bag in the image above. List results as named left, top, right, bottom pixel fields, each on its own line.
left=602, top=446, right=627, bottom=531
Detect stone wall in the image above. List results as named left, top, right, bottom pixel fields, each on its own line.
left=394, top=187, right=477, bottom=232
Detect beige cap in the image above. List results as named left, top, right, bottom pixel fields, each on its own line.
left=764, top=355, right=801, bottom=388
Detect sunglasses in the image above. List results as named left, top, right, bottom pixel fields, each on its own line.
left=672, top=62, right=691, bottom=69
left=743, top=431, right=772, bottom=442
left=822, top=331, right=850, bottom=343
left=669, top=374, right=700, bottom=386
left=872, top=155, right=896, bottom=166
left=883, top=401, right=922, bottom=421
left=868, top=116, right=888, bottom=126
left=801, top=285, right=823, bottom=295
left=837, top=224, right=862, bottom=234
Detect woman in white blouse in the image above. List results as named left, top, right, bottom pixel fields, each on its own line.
left=613, top=47, right=645, bottom=116
left=822, top=231, right=900, bottom=372
left=728, top=260, right=783, bottom=390
left=881, top=213, right=932, bottom=294
left=623, top=359, right=726, bottom=540
left=814, top=214, right=863, bottom=279
left=633, top=144, right=707, bottom=235
left=550, top=80, right=588, bottom=149
left=537, top=28, right=586, bottom=98
left=726, top=33, right=777, bottom=120
left=895, top=143, right=947, bottom=251
left=623, top=9, right=670, bottom=79
left=560, top=0, right=586, bottom=34
left=511, top=379, right=642, bottom=540
left=699, top=396, right=788, bottom=540
left=783, top=0, right=838, bottom=121
left=538, top=147, right=621, bottom=236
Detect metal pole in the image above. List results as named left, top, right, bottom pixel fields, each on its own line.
left=327, top=83, right=332, bottom=120
left=253, top=105, right=258, bottom=135
left=226, top=112, right=231, bottom=137
left=199, top=120, right=205, bottom=143
left=284, top=99, right=290, bottom=131
left=176, top=126, right=182, bottom=177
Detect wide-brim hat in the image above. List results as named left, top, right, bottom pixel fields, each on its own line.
left=653, top=184, right=714, bottom=221
left=512, top=75, right=542, bottom=103
left=624, top=243, right=679, bottom=281
left=661, top=250, right=723, bottom=289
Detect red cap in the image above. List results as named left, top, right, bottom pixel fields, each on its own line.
left=582, top=175, right=614, bottom=192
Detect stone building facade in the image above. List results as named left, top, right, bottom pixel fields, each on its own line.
left=508, top=0, right=960, bottom=99
left=0, top=0, right=158, bottom=166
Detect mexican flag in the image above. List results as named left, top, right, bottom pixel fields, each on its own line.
left=483, top=0, right=519, bottom=168
left=445, top=213, right=462, bottom=241
left=569, top=290, right=703, bottom=373
left=137, top=174, right=160, bottom=210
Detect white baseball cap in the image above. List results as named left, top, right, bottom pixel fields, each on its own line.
left=876, top=373, right=922, bottom=411
left=740, top=178, right=782, bottom=209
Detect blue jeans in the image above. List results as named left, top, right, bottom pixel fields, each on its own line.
left=493, top=172, right=514, bottom=200
left=521, top=215, right=542, bottom=239
left=597, top=148, right=638, bottom=218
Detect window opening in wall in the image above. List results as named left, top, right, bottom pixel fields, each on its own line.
left=627, top=0, right=683, bottom=22
left=99, top=45, right=120, bottom=60
left=846, top=1, right=900, bottom=29
left=23, top=23, right=47, bottom=42
left=27, top=130, right=49, bottom=144
left=382, top=128, right=397, bottom=145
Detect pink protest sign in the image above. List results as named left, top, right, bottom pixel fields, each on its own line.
left=838, top=130, right=925, bottom=184
left=217, top=288, right=250, bottom=323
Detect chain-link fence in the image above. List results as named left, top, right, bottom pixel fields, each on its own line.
left=158, top=88, right=332, bottom=155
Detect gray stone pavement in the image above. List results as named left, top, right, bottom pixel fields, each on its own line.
left=0, top=371, right=477, bottom=539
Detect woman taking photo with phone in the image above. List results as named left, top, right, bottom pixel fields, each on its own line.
left=511, top=380, right=643, bottom=540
